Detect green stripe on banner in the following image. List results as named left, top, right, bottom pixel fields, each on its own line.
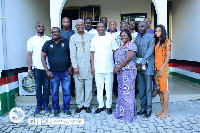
left=0, top=95, right=1, bottom=116
left=0, top=87, right=18, bottom=117
left=170, top=72, right=200, bottom=86
left=0, top=92, right=7, bottom=116
left=9, top=87, right=19, bottom=95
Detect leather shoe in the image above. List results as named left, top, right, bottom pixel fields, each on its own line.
left=106, top=108, right=112, bottom=115
left=75, top=107, right=82, bottom=113
left=137, top=110, right=147, bottom=115
left=85, top=107, right=92, bottom=113
left=143, top=111, right=152, bottom=118
left=81, top=107, right=86, bottom=110
left=94, top=107, right=105, bottom=114
left=71, top=92, right=75, bottom=97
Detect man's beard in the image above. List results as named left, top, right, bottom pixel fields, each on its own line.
left=85, top=26, right=92, bottom=31
left=38, top=32, right=44, bottom=34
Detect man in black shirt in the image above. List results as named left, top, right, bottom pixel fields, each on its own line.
left=41, top=27, right=72, bottom=117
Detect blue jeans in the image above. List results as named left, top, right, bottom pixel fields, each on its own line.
left=33, top=68, right=50, bottom=108
left=50, top=70, right=71, bottom=111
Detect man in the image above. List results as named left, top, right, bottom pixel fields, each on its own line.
left=115, top=22, right=129, bottom=48
left=27, top=22, right=51, bottom=116
left=144, top=18, right=154, bottom=34
left=84, top=17, right=98, bottom=36
left=129, top=21, right=138, bottom=42
left=107, top=21, right=120, bottom=97
left=91, top=22, right=118, bottom=115
left=144, top=18, right=158, bottom=97
left=107, top=21, right=120, bottom=38
left=60, top=17, right=76, bottom=97
left=70, top=19, right=93, bottom=113
left=100, top=17, right=108, bottom=30
left=61, top=17, right=75, bottom=41
left=134, top=21, right=155, bottom=118
left=41, top=27, right=72, bottom=117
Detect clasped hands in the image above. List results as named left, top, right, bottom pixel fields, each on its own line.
left=136, top=63, right=143, bottom=72
left=113, top=65, right=120, bottom=74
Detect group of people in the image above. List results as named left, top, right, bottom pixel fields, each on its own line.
left=27, top=16, right=171, bottom=122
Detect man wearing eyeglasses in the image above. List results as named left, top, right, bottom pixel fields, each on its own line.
left=41, top=27, right=73, bottom=117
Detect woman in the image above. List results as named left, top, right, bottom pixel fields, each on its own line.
left=113, top=29, right=137, bottom=122
left=154, top=25, right=171, bottom=118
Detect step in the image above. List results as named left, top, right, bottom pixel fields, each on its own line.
left=16, top=92, right=200, bottom=106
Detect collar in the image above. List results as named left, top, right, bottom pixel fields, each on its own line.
left=35, top=34, right=47, bottom=38
left=122, top=41, right=131, bottom=47
left=138, top=29, right=154, bottom=36
left=84, top=28, right=93, bottom=32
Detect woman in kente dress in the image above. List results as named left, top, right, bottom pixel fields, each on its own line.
left=113, top=29, right=137, bottom=122
left=154, top=25, right=171, bottom=118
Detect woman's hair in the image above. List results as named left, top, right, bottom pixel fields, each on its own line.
left=120, top=29, right=132, bottom=41
left=154, top=24, right=167, bottom=46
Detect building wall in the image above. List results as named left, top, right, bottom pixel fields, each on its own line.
left=172, top=0, right=200, bottom=62
left=5, top=0, right=51, bottom=69
left=0, top=0, right=51, bottom=116
left=0, top=1, right=4, bottom=71
left=171, top=0, right=200, bottom=85
left=64, top=0, right=152, bottom=29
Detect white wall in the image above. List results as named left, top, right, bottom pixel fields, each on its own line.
left=0, top=1, right=4, bottom=71
left=5, top=0, right=51, bottom=69
left=172, top=0, right=200, bottom=62
left=64, top=0, right=152, bottom=29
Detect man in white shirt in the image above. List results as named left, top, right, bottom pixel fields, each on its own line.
left=84, top=17, right=98, bottom=37
left=91, top=22, right=118, bottom=115
left=106, top=21, right=120, bottom=38
left=27, top=22, right=51, bottom=115
left=129, top=21, right=138, bottom=43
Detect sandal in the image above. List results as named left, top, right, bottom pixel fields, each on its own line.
left=155, top=111, right=163, bottom=116
left=152, top=89, right=157, bottom=97
left=157, top=113, right=169, bottom=118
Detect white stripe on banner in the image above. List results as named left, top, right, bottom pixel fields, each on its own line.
left=0, top=69, right=2, bottom=77
left=170, top=67, right=200, bottom=79
left=0, top=81, right=19, bottom=94
left=0, top=85, right=6, bottom=94
left=8, top=81, right=19, bottom=91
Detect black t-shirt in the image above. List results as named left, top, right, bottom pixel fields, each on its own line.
left=42, top=39, right=70, bottom=72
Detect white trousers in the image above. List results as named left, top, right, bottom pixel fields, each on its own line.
left=95, top=73, right=113, bottom=108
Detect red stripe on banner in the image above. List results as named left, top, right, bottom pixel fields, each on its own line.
left=169, top=63, right=200, bottom=74
left=0, top=75, right=18, bottom=86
